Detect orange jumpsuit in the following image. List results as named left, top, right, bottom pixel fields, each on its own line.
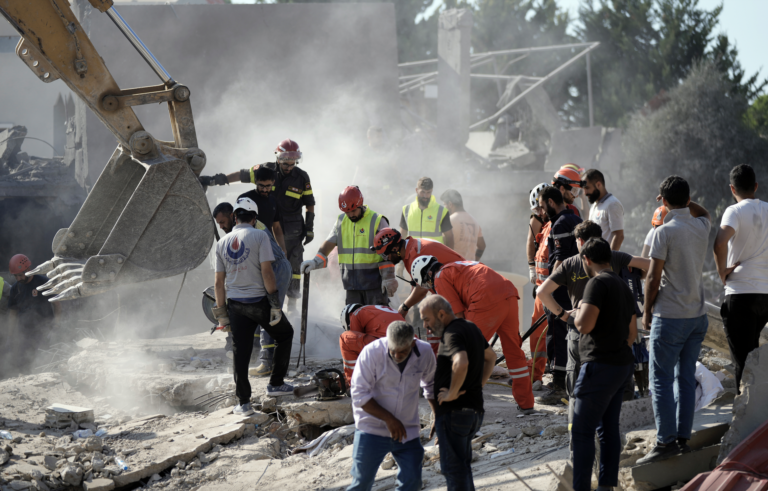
left=401, top=237, right=465, bottom=354
left=340, top=305, right=404, bottom=386
left=433, top=261, right=534, bottom=409
left=530, top=221, right=552, bottom=382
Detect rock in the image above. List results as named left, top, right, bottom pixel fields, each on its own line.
left=12, top=436, right=22, bottom=443
left=0, top=449, right=10, bottom=465
left=83, top=478, right=115, bottom=491
left=546, top=462, right=574, bottom=491
left=9, top=481, right=33, bottom=490
left=54, top=436, right=72, bottom=451
left=261, top=397, right=277, bottom=413
left=542, top=425, right=568, bottom=438
left=380, top=453, right=395, bottom=470
left=198, top=452, right=217, bottom=464
left=76, top=338, right=100, bottom=350
left=522, top=426, right=543, bottom=437
left=506, top=428, right=522, bottom=438
left=150, top=474, right=161, bottom=482
left=190, top=359, right=204, bottom=369
left=61, top=465, right=83, bottom=486
left=83, top=437, right=103, bottom=452
left=176, top=460, right=186, bottom=469
left=43, top=455, right=58, bottom=471
left=92, top=459, right=105, bottom=472
left=283, top=399, right=354, bottom=426
left=180, top=348, right=197, bottom=359
left=171, top=468, right=179, bottom=477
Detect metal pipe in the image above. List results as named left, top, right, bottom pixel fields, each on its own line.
left=469, top=43, right=600, bottom=130
left=398, top=59, right=438, bottom=68
left=587, top=52, right=594, bottom=127
left=105, top=7, right=174, bottom=84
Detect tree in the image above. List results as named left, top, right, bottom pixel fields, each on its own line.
left=745, top=94, right=768, bottom=138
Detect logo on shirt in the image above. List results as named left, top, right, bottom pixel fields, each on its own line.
left=555, top=239, right=561, bottom=248
left=32, top=290, right=38, bottom=297
left=226, top=237, right=251, bottom=265
left=359, top=228, right=365, bottom=234
left=428, top=215, right=433, bottom=220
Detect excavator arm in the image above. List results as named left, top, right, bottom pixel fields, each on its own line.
left=0, top=0, right=215, bottom=301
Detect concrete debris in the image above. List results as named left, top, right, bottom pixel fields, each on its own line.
left=60, top=465, right=83, bottom=486
left=545, top=462, right=574, bottom=491
left=620, top=445, right=720, bottom=491
left=522, top=426, right=543, bottom=437
left=0, top=449, right=9, bottom=465
left=44, top=404, right=94, bottom=429
left=75, top=338, right=100, bottom=350
left=542, top=425, right=568, bottom=438
left=283, top=398, right=354, bottom=427
left=82, top=479, right=114, bottom=491
left=718, top=344, right=768, bottom=463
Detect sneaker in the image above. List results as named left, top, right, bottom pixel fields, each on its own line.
left=517, top=405, right=536, bottom=415
left=636, top=442, right=682, bottom=465
left=677, top=438, right=692, bottom=454
left=532, top=380, right=543, bottom=391
left=266, top=384, right=294, bottom=397
left=249, top=363, right=273, bottom=377
left=232, top=403, right=254, bottom=415
left=535, top=388, right=567, bottom=406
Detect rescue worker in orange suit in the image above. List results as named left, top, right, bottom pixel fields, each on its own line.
left=300, top=186, right=396, bottom=305
left=527, top=183, right=552, bottom=389
left=410, top=256, right=535, bottom=412
left=339, top=303, right=405, bottom=387
left=371, top=228, right=464, bottom=354
left=536, top=186, right=582, bottom=405
left=199, top=139, right=314, bottom=313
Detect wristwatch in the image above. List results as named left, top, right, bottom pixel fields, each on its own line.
left=400, top=303, right=410, bottom=313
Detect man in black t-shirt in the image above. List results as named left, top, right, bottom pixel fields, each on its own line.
left=237, top=166, right=287, bottom=253
left=571, top=238, right=635, bottom=491
left=420, top=295, right=496, bottom=491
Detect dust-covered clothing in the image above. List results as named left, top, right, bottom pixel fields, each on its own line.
left=8, top=275, right=54, bottom=328
left=449, top=211, right=482, bottom=261
left=215, top=223, right=275, bottom=301
left=589, top=193, right=624, bottom=242
left=434, top=318, right=489, bottom=416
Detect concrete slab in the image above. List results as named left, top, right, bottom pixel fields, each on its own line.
left=82, top=478, right=115, bottom=491
left=621, top=444, right=720, bottom=491
left=283, top=398, right=354, bottom=427
left=619, top=397, right=655, bottom=435
left=43, top=404, right=94, bottom=429
left=704, top=302, right=768, bottom=355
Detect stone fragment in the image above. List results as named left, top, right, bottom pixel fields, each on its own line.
left=83, top=437, right=103, bottom=452
left=45, top=405, right=94, bottom=429
left=9, top=481, right=33, bottom=490
left=506, top=428, right=522, bottom=438
left=180, top=348, right=197, bottom=359
left=150, top=474, right=161, bottom=482
left=12, top=436, right=22, bottom=443
left=92, top=459, right=105, bottom=472
left=283, top=399, right=354, bottom=427
left=197, top=452, right=217, bottom=464
left=190, top=359, right=204, bottom=368
left=61, top=465, right=83, bottom=486
left=43, top=455, right=58, bottom=471
left=522, top=426, right=543, bottom=437
left=0, top=449, right=10, bottom=465
left=380, top=453, right=395, bottom=470
left=542, top=425, right=568, bottom=438
left=83, top=478, right=115, bottom=491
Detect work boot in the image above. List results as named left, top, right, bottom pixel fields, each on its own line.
left=532, top=380, right=543, bottom=391
left=636, top=441, right=682, bottom=465
left=517, top=405, right=536, bottom=415
left=249, top=363, right=273, bottom=377
left=535, top=387, right=567, bottom=406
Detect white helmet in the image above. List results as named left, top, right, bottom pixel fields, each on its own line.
left=410, top=255, right=439, bottom=287
left=340, top=304, right=363, bottom=331
left=529, top=183, right=550, bottom=210
left=234, top=197, right=259, bottom=215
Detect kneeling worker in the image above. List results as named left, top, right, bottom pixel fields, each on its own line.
left=339, top=303, right=405, bottom=387
left=212, top=198, right=295, bottom=413
left=411, top=256, right=535, bottom=412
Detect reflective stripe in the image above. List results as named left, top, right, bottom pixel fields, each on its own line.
left=508, top=366, right=528, bottom=373
left=292, top=274, right=301, bottom=279
left=553, top=365, right=567, bottom=371
left=249, top=167, right=255, bottom=184
left=537, top=274, right=549, bottom=281
left=254, top=333, right=261, bottom=338
left=315, top=253, right=327, bottom=268
left=550, top=231, right=574, bottom=239
left=339, top=262, right=381, bottom=271
left=303, top=189, right=313, bottom=196
left=535, top=261, right=548, bottom=269
left=285, top=190, right=301, bottom=199
left=262, top=344, right=275, bottom=349
left=510, top=372, right=530, bottom=379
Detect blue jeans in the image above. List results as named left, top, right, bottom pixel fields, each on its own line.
left=650, top=315, right=708, bottom=444
left=435, top=409, right=484, bottom=491
left=347, top=430, right=424, bottom=491
left=571, top=362, right=633, bottom=491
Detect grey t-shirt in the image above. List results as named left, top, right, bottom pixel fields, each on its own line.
left=649, top=208, right=711, bottom=318
left=215, top=223, right=275, bottom=301
left=549, top=251, right=633, bottom=308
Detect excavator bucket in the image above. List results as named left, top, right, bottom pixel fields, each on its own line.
left=28, top=147, right=215, bottom=301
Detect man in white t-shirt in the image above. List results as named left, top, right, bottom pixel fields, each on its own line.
left=584, top=169, right=624, bottom=250
left=713, top=164, right=768, bottom=392
left=440, top=189, right=486, bottom=261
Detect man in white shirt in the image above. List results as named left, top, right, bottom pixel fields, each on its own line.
left=584, top=169, right=624, bottom=250
left=713, top=164, right=768, bottom=392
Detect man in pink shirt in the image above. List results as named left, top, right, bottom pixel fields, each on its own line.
left=348, top=322, right=436, bottom=491
left=440, top=189, right=486, bottom=261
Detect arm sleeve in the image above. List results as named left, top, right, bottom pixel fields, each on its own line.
left=349, top=312, right=364, bottom=333
left=399, top=212, right=408, bottom=231
left=697, top=216, right=712, bottom=233
left=258, top=233, right=275, bottom=263
left=548, top=259, right=570, bottom=287
left=435, top=274, right=465, bottom=315
left=551, top=221, right=576, bottom=262
left=215, top=244, right=226, bottom=273
left=440, top=213, right=453, bottom=233
left=351, top=345, right=377, bottom=408
left=420, top=344, right=436, bottom=399
left=613, top=251, right=633, bottom=271
left=720, top=206, right=738, bottom=231
left=644, top=228, right=655, bottom=247
left=272, top=197, right=282, bottom=224
left=377, top=216, right=390, bottom=232
left=581, top=277, right=606, bottom=310
left=301, top=179, right=315, bottom=206
left=607, top=199, right=624, bottom=232
left=649, top=227, right=668, bottom=261
left=325, top=216, right=342, bottom=244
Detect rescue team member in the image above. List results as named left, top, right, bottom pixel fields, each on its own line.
left=8, top=254, right=61, bottom=370
left=301, top=186, right=397, bottom=305
left=237, top=166, right=287, bottom=253
left=551, top=164, right=585, bottom=218
left=201, top=139, right=314, bottom=311
left=348, top=322, right=436, bottom=491
left=571, top=238, right=636, bottom=491
left=411, top=256, right=535, bottom=412
left=400, top=177, right=454, bottom=248
left=538, top=186, right=582, bottom=403
left=371, top=228, right=464, bottom=354
left=212, top=198, right=295, bottom=412
left=439, top=189, right=486, bottom=261
left=527, top=183, right=550, bottom=284
left=583, top=169, right=625, bottom=250
left=339, top=303, right=404, bottom=387
left=527, top=183, right=552, bottom=389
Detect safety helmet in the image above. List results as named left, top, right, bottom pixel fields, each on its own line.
left=339, top=185, right=364, bottom=213
left=340, top=304, right=364, bottom=331
left=529, top=183, right=550, bottom=210
left=371, top=228, right=402, bottom=256
left=651, top=206, right=667, bottom=227
left=552, top=165, right=585, bottom=197
left=410, top=255, right=439, bottom=288
left=275, top=139, right=302, bottom=162
left=9, top=254, right=31, bottom=275
left=233, top=197, right=259, bottom=215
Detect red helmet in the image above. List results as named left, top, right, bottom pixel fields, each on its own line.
left=275, top=139, right=302, bottom=162
left=9, top=254, right=31, bottom=275
left=339, top=186, right=364, bottom=212
left=371, top=228, right=402, bottom=255
left=652, top=206, right=668, bottom=227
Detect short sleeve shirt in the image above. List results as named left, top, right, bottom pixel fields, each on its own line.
left=215, top=224, right=275, bottom=301
left=434, top=318, right=489, bottom=416
left=549, top=251, right=633, bottom=308
left=720, top=199, right=768, bottom=295
left=589, top=193, right=624, bottom=241
left=579, top=270, right=635, bottom=365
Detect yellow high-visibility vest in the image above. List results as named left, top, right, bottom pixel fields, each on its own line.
left=336, top=207, right=385, bottom=290
left=402, top=196, right=449, bottom=243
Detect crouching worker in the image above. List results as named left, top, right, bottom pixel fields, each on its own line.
left=212, top=198, right=295, bottom=414
left=348, top=322, right=436, bottom=491
left=340, top=304, right=405, bottom=388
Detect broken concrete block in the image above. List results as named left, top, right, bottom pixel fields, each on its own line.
left=45, top=405, right=94, bottom=429
left=83, top=437, right=103, bottom=452
left=619, top=397, right=655, bottom=434
left=522, top=426, right=543, bottom=437
left=542, top=425, right=568, bottom=438
left=9, top=481, right=33, bottom=490
left=180, top=348, right=197, bottom=359
left=283, top=399, right=354, bottom=427
left=0, top=449, right=9, bottom=465
left=620, top=444, right=719, bottom=491
left=42, top=455, right=58, bottom=471
left=91, top=459, right=105, bottom=472
left=718, top=344, right=768, bottom=463
left=380, top=452, right=395, bottom=470
left=61, top=465, right=83, bottom=486
left=545, top=462, right=574, bottom=491
left=82, top=478, right=115, bottom=491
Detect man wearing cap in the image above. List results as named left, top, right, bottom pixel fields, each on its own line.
left=400, top=177, right=454, bottom=249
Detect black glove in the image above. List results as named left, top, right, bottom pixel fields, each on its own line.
left=532, top=285, right=538, bottom=301
left=304, top=211, right=315, bottom=245
left=199, top=174, right=229, bottom=186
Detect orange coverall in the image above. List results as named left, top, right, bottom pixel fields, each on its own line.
left=339, top=305, right=404, bottom=386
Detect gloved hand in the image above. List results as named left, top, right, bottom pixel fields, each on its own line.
left=267, top=292, right=282, bottom=326
left=529, top=265, right=537, bottom=284
left=381, top=278, right=398, bottom=297
left=212, top=305, right=230, bottom=331
left=304, top=230, right=314, bottom=245
left=300, top=253, right=326, bottom=274
left=304, top=212, right=315, bottom=245
left=198, top=173, right=229, bottom=187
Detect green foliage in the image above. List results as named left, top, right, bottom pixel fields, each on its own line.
left=744, top=95, right=768, bottom=137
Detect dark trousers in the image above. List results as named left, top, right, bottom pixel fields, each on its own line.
left=545, top=312, right=569, bottom=387
left=285, top=237, right=304, bottom=299
left=435, top=409, right=484, bottom=491
left=228, top=299, right=294, bottom=403
left=571, top=362, right=633, bottom=491
left=345, top=288, right=389, bottom=306
left=566, top=329, right=581, bottom=431
left=721, top=293, right=768, bottom=391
